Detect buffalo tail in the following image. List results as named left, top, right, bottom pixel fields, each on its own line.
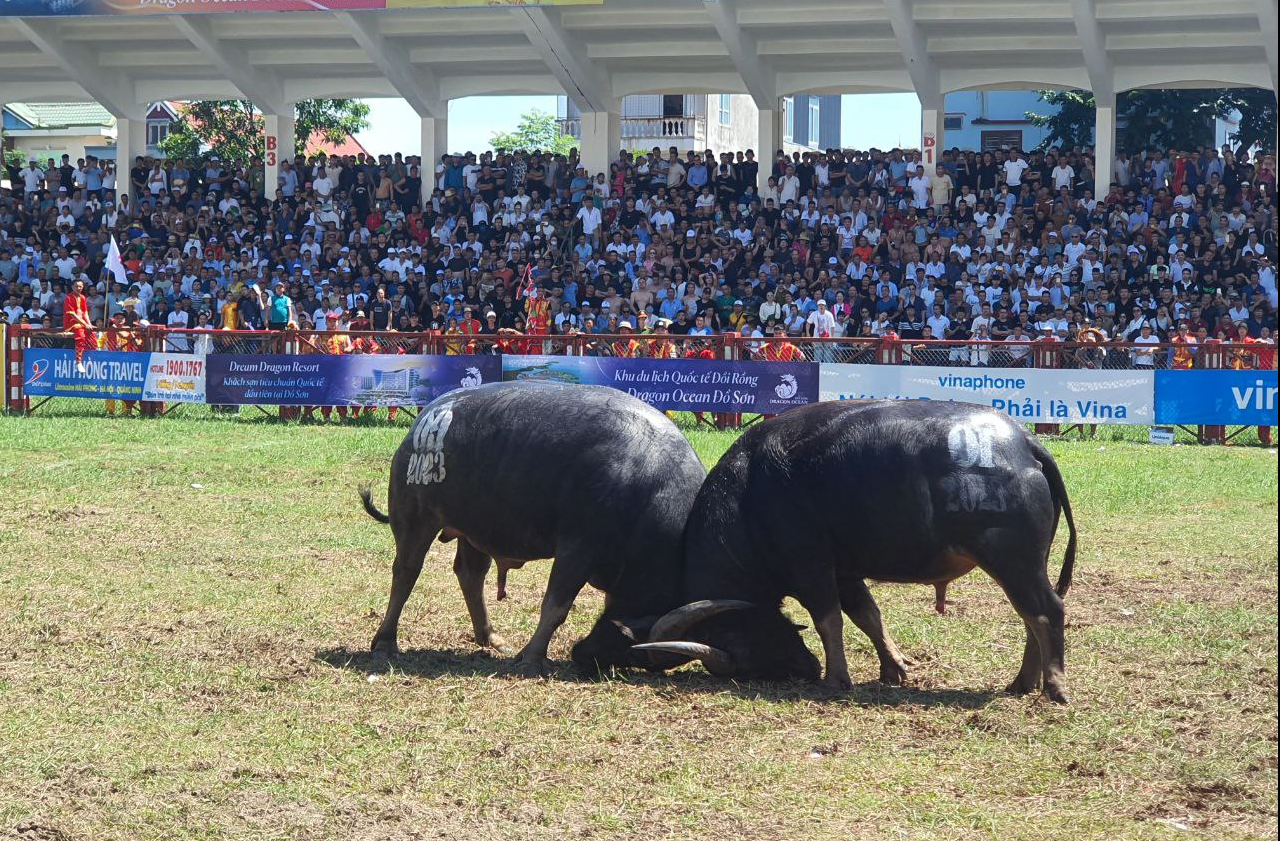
left=358, top=484, right=391, bottom=524
left=1032, top=441, right=1078, bottom=598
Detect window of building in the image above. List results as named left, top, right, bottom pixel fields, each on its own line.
left=782, top=96, right=794, bottom=143
left=662, top=95, right=685, bottom=118
left=718, top=94, right=732, bottom=126
left=943, top=114, right=964, bottom=131
left=980, top=129, right=1022, bottom=151
left=808, top=99, right=821, bottom=147
left=147, top=121, right=169, bottom=147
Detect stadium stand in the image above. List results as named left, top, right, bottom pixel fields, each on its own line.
left=1, top=144, right=1276, bottom=370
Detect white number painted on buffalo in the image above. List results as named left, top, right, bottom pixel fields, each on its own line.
left=408, top=405, right=453, bottom=485
left=947, top=421, right=997, bottom=469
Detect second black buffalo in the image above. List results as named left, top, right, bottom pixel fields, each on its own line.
left=636, top=400, right=1078, bottom=703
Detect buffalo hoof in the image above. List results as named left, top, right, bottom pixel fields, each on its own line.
left=477, top=631, right=510, bottom=653
left=507, top=654, right=555, bottom=679
left=820, top=672, right=853, bottom=691
left=879, top=661, right=910, bottom=686
left=1043, top=685, right=1070, bottom=705
left=370, top=637, right=400, bottom=657
left=1005, top=674, right=1041, bottom=696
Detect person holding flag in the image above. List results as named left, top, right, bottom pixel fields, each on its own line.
left=98, top=309, right=139, bottom=416
left=62, top=278, right=94, bottom=373
left=521, top=264, right=552, bottom=348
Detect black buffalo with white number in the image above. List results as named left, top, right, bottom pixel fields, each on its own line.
left=360, top=381, right=707, bottom=675
left=635, top=400, right=1079, bottom=703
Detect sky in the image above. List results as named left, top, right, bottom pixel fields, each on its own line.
left=353, top=93, right=923, bottom=156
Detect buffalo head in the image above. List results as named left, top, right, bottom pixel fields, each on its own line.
left=632, top=600, right=820, bottom=682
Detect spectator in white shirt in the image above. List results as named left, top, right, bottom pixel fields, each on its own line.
left=907, top=165, right=932, bottom=210
left=576, top=199, right=603, bottom=245
left=1003, top=151, right=1029, bottom=187
left=1051, top=161, right=1075, bottom=191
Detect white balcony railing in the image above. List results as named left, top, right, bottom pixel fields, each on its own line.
left=558, top=116, right=706, bottom=143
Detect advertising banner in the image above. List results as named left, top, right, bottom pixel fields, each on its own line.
left=142, top=353, right=207, bottom=404
left=818, top=364, right=1154, bottom=425
left=23, top=348, right=149, bottom=400
left=501, top=355, right=818, bottom=414
left=0, top=0, right=598, bottom=16
left=1155, top=370, right=1279, bottom=426
left=205, top=353, right=498, bottom=406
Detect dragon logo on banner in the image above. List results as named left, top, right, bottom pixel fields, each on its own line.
left=460, top=367, right=484, bottom=389
left=775, top=374, right=799, bottom=400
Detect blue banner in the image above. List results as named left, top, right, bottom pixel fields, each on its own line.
left=23, top=348, right=149, bottom=400
left=501, top=355, right=818, bottom=413
left=205, top=354, right=500, bottom=406
left=1155, top=370, right=1279, bottom=426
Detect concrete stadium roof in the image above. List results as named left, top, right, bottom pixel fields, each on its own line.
left=0, top=0, right=1275, bottom=119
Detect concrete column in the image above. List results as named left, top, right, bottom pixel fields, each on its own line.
left=263, top=111, right=295, bottom=200
left=1094, top=100, right=1116, bottom=201
left=579, top=111, right=620, bottom=179
left=113, top=116, right=146, bottom=202
left=920, top=104, right=945, bottom=167
left=420, top=113, right=448, bottom=203
left=0, top=101, right=6, bottom=191
left=756, top=107, right=781, bottom=191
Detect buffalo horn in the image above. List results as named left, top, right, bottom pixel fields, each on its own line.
left=632, top=642, right=736, bottom=675
left=648, top=599, right=754, bottom=642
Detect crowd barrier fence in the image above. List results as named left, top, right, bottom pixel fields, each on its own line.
left=6, top=326, right=1276, bottom=443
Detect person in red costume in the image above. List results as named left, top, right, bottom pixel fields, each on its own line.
left=683, top=336, right=716, bottom=426
left=62, top=278, right=94, bottom=373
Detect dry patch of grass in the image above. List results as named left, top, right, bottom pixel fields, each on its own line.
left=0, top=409, right=1275, bottom=840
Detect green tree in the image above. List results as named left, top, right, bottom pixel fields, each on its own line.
left=490, top=108, right=578, bottom=156
left=159, top=99, right=370, bottom=163
left=1027, top=89, right=1277, bottom=153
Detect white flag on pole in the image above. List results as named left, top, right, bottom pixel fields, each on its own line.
left=106, top=236, right=129, bottom=290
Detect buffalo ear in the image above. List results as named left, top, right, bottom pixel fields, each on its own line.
left=611, top=616, right=656, bottom=642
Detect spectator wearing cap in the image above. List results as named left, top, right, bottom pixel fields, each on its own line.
left=807, top=298, right=837, bottom=362
left=267, top=281, right=294, bottom=330
left=611, top=319, right=642, bottom=358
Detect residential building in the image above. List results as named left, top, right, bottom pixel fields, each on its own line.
left=557, top=94, right=840, bottom=156
left=934, top=91, right=1054, bottom=152
left=1, top=101, right=178, bottom=163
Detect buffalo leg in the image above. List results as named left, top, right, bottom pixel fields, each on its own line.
left=1002, top=585, right=1067, bottom=704
left=454, top=540, right=507, bottom=652
left=977, top=529, right=1069, bottom=704
left=794, top=574, right=852, bottom=690
left=840, top=578, right=911, bottom=686
left=371, top=528, right=434, bottom=655
left=1008, top=619, right=1043, bottom=695
left=511, top=549, right=592, bottom=677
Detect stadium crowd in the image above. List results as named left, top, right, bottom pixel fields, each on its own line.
left=2, top=140, right=1278, bottom=370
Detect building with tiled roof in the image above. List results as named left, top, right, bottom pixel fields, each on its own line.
left=2, top=101, right=115, bottom=164
left=1, top=101, right=180, bottom=166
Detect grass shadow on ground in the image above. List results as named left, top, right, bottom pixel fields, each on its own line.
left=315, top=645, right=1001, bottom=709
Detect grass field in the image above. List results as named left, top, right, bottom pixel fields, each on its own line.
left=0, top=403, right=1276, bottom=841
